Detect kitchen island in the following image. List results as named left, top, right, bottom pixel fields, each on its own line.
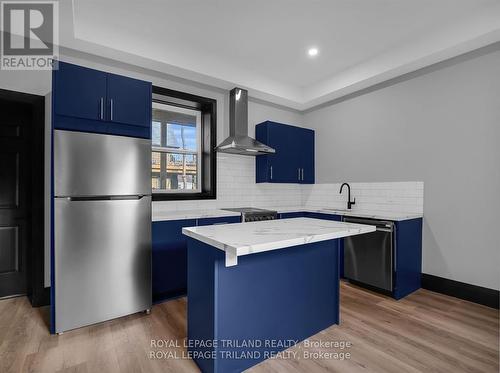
left=182, top=218, right=375, bottom=373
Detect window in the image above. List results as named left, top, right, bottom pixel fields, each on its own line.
left=152, top=103, right=201, bottom=192
left=151, top=86, right=217, bottom=200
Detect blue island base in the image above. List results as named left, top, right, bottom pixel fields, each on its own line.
left=187, top=238, right=340, bottom=373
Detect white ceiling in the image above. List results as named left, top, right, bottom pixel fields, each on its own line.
left=58, top=0, right=500, bottom=110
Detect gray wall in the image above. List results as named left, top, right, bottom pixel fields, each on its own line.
left=304, top=46, right=500, bottom=290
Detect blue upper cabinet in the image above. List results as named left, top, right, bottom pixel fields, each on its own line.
left=256, top=121, right=315, bottom=184
left=54, top=62, right=107, bottom=121
left=106, top=73, right=152, bottom=127
left=256, top=122, right=296, bottom=183
left=300, top=128, right=315, bottom=183
left=53, top=61, right=151, bottom=139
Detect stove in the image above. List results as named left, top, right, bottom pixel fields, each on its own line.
left=222, top=207, right=278, bottom=222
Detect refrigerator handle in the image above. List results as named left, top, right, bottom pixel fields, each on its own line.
left=59, top=195, right=148, bottom=201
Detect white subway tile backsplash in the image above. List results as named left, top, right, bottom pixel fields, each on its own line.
left=302, top=181, right=424, bottom=215
left=153, top=153, right=424, bottom=216
left=153, top=153, right=303, bottom=215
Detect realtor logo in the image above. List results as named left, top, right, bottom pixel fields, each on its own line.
left=1, top=1, right=58, bottom=70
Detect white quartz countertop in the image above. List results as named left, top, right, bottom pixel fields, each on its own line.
left=152, top=209, right=241, bottom=222
left=272, top=206, right=423, bottom=221
left=182, top=217, right=376, bottom=266
left=153, top=206, right=422, bottom=222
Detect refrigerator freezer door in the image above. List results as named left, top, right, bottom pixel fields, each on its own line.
left=54, top=130, right=151, bottom=197
left=54, top=196, right=151, bottom=333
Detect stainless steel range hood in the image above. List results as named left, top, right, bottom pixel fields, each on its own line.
left=216, top=88, right=275, bottom=156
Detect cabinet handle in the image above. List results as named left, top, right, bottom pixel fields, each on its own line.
left=99, top=97, right=104, bottom=120
left=301, top=168, right=304, bottom=180
left=298, top=168, right=300, bottom=180
left=110, top=99, right=114, bottom=121
left=270, top=166, right=273, bottom=180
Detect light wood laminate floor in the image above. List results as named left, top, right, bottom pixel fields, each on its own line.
left=0, top=282, right=498, bottom=373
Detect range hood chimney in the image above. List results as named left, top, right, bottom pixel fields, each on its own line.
left=216, top=88, right=275, bottom=156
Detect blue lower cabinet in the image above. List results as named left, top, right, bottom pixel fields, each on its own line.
left=278, top=212, right=306, bottom=219
left=152, top=216, right=241, bottom=303
left=304, top=212, right=341, bottom=221
left=304, top=213, right=422, bottom=297
left=279, top=212, right=345, bottom=278
left=152, top=219, right=196, bottom=303
left=393, top=218, right=423, bottom=299
left=152, top=213, right=422, bottom=304
left=304, top=213, right=344, bottom=277
left=278, top=211, right=342, bottom=221
left=196, top=216, right=241, bottom=226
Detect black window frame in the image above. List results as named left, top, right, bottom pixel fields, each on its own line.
left=151, top=86, right=217, bottom=201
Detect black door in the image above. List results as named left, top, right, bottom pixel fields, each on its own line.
left=0, top=97, right=32, bottom=298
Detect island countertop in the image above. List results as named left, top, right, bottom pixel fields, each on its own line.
left=182, top=217, right=376, bottom=266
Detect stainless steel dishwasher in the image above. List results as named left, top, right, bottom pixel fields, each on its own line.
left=343, top=216, right=395, bottom=292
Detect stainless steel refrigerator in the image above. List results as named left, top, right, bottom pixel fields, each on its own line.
left=53, top=130, right=151, bottom=334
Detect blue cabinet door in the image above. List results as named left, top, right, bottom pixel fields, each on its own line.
left=279, top=212, right=306, bottom=219
left=197, top=216, right=241, bottom=226
left=289, top=125, right=305, bottom=183
left=305, top=212, right=343, bottom=276
left=305, top=212, right=341, bottom=221
left=267, top=123, right=298, bottom=183
left=152, top=219, right=196, bottom=302
left=300, top=128, right=315, bottom=184
left=54, top=61, right=107, bottom=121
left=152, top=216, right=241, bottom=303
left=256, top=121, right=300, bottom=183
left=106, top=73, right=152, bottom=127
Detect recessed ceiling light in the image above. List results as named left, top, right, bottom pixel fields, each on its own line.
left=308, top=47, right=319, bottom=57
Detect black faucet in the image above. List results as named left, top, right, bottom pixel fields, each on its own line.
left=339, top=182, right=356, bottom=210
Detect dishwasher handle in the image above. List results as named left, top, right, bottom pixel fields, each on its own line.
left=343, top=216, right=394, bottom=232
